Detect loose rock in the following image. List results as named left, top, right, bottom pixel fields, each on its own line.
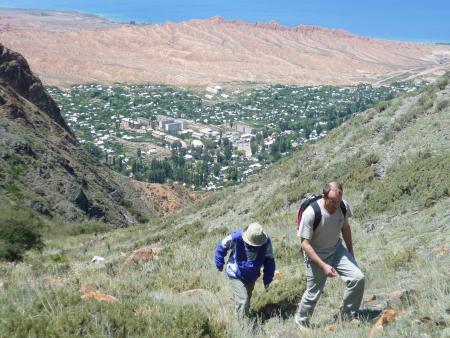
left=368, top=309, right=401, bottom=338
left=81, top=285, right=118, bottom=303
left=126, top=247, right=160, bottom=264
left=91, top=256, right=105, bottom=263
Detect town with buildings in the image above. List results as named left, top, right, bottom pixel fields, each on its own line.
left=48, top=80, right=424, bottom=190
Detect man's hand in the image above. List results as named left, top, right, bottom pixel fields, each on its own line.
left=322, top=264, right=337, bottom=277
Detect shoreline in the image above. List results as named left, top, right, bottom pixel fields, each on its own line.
left=0, top=7, right=120, bottom=30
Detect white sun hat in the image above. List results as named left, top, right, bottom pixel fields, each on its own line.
left=242, top=222, right=267, bottom=246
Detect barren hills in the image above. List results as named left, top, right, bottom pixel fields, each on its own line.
left=1, top=10, right=449, bottom=87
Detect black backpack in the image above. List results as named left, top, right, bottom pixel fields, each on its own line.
left=297, top=193, right=347, bottom=233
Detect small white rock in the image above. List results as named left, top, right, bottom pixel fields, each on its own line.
left=91, top=256, right=105, bottom=263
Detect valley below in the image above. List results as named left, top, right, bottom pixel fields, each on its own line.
left=0, top=8, right=449, bottom=338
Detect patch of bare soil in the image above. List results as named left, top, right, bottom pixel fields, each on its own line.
left=132, top=180, right=201, bottom=215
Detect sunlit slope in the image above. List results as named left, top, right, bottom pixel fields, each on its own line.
left=0, top=74, right=448, bottom=337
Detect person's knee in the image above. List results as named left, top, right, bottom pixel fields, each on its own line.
left=304, top=289, right=322, bottom=302
left=352, top=272, right=365, bottom=287
left=235, top=297, right=249, bottom=314
left=237, top=294, right=250, bottom=305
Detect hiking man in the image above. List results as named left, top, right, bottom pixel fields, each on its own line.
left=214, top=222, right=276, bottom=319
left=295, top=181, right=365, bottom=328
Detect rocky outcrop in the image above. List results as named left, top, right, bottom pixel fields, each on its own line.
left=0, top=44, right=74, bottom=137
left=0, top=44, right=154, bottom=226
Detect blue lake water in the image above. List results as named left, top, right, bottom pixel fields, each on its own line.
left=0, top=0, right=306, bottom=26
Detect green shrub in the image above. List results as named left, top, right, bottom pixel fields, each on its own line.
left=251, top=274, right=305, bottom=317
left=382, top=247, right=417, bottom=271
left=69, top=221, right=111, bottom=236
left=170, top=221, right=206, bottom=245
left=152, top=270, right=221, bottom=293
left=435, top=99, right=449, bottom=112
left=363, top=153, right=380, bottom=166
left=324, top=152, right=378, bottom=191
left=253, top=194, right=286, bottom=222
left=0, top=287, right=225, bottom=337
left=121, top=199, right=149, bottom=224
left=5, top=153, right=27, bottom=178
left=195, top=190, right=226, bottom=210
left=274, top=242, right=302, bottom=266
left=354, top=153, right=450, bottom=217
left=154, top=303, right=226, bottom=337
left=49, top=252, right=68, bottom=263
left=285, top=179, right=316, bottom=205
left=436, top=75, right=449, bottom=90
left=421, top=98, right=434, bottom=111
left=417, top=93, right=429, bottom=107
left=379, top=129, right=395, bottom=144
left=376, top=100, right=390, bottom=113
left=381, top=102, right=427, bottom=141
left=0, top=207, right=44, bottom=261
left=362, top=109, right=376, bottom=123
left=208, top=226, right=229, bottom=237
left=4, top=182, right=23, bottom=199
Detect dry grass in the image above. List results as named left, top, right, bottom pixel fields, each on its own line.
left=1, top=75, right=449, bottom=337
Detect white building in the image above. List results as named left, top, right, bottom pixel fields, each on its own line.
left=249, top=163, right=262, bottom=172
left=192, top=140, right=204, bottom=148
left=137, top=117, right=151, bottom=127
left=165, top=122, right=182, bottom=132
left=240, top=133, right=253, bottom=141
left=233, top=122, right=256, bottom=134
left=120, top=118, right=131, bottom=129
left=159, top=118, right=175, bottom=129
left=200, top=128, right=213, bottom=137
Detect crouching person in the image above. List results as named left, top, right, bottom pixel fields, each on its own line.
left=214, top=222, right=275, bottom=319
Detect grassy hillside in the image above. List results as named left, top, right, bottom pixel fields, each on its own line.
left=0, top=74, right=449, bottom=337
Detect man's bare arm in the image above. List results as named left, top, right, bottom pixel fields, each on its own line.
left=301, top=238, right=337, bottom=277
left=341, top=223, right=354, bottom=257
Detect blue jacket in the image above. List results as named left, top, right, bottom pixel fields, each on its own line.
left=214, top=230, right=275, bottom=285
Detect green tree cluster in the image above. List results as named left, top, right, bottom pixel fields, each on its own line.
left=0, top=206, right=44, bottom=261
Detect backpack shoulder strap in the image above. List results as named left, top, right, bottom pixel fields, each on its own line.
left=297, top=194, right=321, bottom=229
left=340, top=201, right=347, bottom=217
left=311, top=201, right=322, bottom=231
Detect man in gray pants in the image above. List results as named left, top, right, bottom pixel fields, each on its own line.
left=295, top=181, right=365, bottom=329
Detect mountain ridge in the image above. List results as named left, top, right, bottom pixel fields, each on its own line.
left=1, top=11, right=449, bottom=87
left=0, top=44, right=74, bottom=136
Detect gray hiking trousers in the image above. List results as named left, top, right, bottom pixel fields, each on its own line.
left=295, top=242, right=365, bottom=324
left=229, top=277, right=255, bottom=319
